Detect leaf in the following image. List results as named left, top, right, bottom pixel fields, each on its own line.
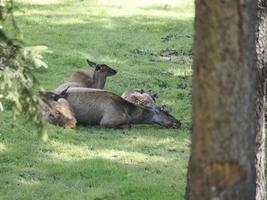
left=0, top=94, right=3, bottom=111
left=0, top=102, right=3, bottom=111
left=23, top=46, right=52, bottom=69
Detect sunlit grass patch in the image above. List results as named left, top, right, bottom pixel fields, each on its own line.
left=167, top=66, right=192, bottom=77
left=16, top=0, right=72, bottom=5
left=94, top=149, right=168, bottom=164
left=17, top=178, right=41, bottom=186
left=15, top=0, right=194, bottom=26
left=43, top=139, right=178, bottom=164
left=0, top=143, right=8, bottom=153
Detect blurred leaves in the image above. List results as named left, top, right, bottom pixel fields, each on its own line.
left=0, top=94, right=3, bottom=111
left=0, top=0, right=49, bottom=130
left=24, top=46, right=52, bottom=68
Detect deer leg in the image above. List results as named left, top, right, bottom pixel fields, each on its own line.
left=100, top=120, right=130, bottom=128
left=100, top=115, right=130, bottom=129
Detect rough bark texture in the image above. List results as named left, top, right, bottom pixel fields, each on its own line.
left=256, top=1, right=267, bottom=200
left=185, top=154, right=192, bottom=200
left=186, top=0, right=258, bottom=199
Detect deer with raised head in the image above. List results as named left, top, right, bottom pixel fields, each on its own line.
left=51, top=87, right=181, bottom=129
left=69, top=59, right=117, bottom=89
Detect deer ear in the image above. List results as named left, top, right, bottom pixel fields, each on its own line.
left=87, top=59, right=97, bottom=68
left=57, top=86, right=70, bottom=99
left=45, top=92, right=60, bottom=101
left=152, top=93, right=158, bottom=99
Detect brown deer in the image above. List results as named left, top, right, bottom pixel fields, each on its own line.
left=51, top=87, right=181, bottom=129
left=69, top=59, right=117, bottom=89
left=121, top=89, right=158, bottom=108
left=42, top=96, right=76, bottom=129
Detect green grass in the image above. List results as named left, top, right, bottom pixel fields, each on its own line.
left=0, top=0, right=194, bottom=199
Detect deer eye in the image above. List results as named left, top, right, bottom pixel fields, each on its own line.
left=95, top=66, right=101, bottom=71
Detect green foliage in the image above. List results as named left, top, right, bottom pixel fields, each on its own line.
left=0, top=0, right=49, bottom=129
left=0, top=0, right=194, bottom=199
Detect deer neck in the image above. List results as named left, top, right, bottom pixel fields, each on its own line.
left=93, top=73, right=107, bottom=89
left=128, top=106, right=155, bottom=125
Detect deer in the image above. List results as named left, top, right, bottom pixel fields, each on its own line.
left=121, top=89, right=158, bottom=108
left=51, top=87, right=181, bottom=129
left=42, top=93, right=77, bottom=128
left=68, top=59, right=117, bottom=89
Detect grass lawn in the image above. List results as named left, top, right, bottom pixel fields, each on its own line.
left=0, top=0, right=194, bottom=199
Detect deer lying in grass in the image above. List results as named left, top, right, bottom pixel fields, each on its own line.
left=51, top=87, right=181, bottom=129
left=42, top=96, right=76, bottom=129
left=121, top=89, right=158, bottom=108
left=69, top=59, right=117, bottom=89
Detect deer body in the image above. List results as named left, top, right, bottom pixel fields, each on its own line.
left=52, top=82, right=82, bottom=95
left=55, top=88, right=180, bottom=128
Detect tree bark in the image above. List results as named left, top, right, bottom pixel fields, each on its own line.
left=255, top=1, right=267, bottom=200
left=186, top=0, right=258, bottom=199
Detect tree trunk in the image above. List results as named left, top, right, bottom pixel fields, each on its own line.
left=186, top=0, right=258, bottom=199
left=255, top=1, right=267, bottom=200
